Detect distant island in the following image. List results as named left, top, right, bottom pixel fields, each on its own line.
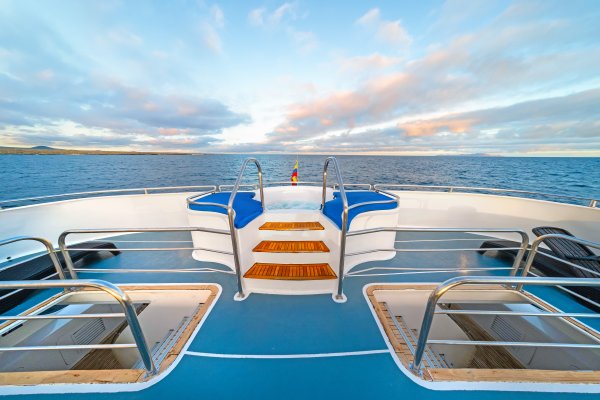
left=0, top=146, right=199, bottom=156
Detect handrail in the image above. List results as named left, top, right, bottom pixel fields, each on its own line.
left=3, top=182, right=597, bottom=209
left=58, top=227, right=231, bottom=279
left=347, top=227, right=529, bottom=276
left=373, top=184, right=600, bottom=208
left=0, top=236, right=65, bottom=280
left=218, top=181, right=325, bottom=191
left=333, top=183, right=374, bottom=190
left=185, top=186, right=220, bottom=204
left=321, top=157, right=348, bottom=301
left=0, top=279, right=155, bottom=374
left=0, top=185, right=218, bottom=209
left=411, top=275, right=600, bottom=373
left=225, top=158, right=265, bottom=300
left=217, top=184, right=258, bottom=191
left=519, top=234, right=600, bottom=290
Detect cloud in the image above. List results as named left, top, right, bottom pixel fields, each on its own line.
left=248, top=7, right=266, bottom=26
left=288, top=29, right=318, bottom=54
left=248, top=2, right=298, bottom=28
left=200, top=4, right=225, bottom=53
left=105, top=28, right=143, bottom=46
left=270, top=8, right=600, bottom=144
left=201, top=23, right=222, bottom=53
left=210, top=5, right=224, bottom=28
left=356, top=8, right=412, bottom=48
left=338, top=53, right=402, bottom=73
left=247, top=3, right=314, bottom=55
left=253, top=87, right=600, bottom=154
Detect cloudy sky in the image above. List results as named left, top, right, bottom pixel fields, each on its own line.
left=1, top=0, right=599, bottom=155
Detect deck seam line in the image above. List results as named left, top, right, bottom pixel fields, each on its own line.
left=184, top=349, right=389, bottom=359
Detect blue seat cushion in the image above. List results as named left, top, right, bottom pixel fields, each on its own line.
left=323, top=191, right=397, bottom=229
left=188, top=192, right=262, bottom=228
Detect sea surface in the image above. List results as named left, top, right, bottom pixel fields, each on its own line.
left=1, top=154, right=599, bottom=205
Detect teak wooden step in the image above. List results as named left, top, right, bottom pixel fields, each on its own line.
left=259, top=222, right=324, bottom=231
left=253, top=240, right=330, bottom=253
left=244, top=263, right=336, bottom=280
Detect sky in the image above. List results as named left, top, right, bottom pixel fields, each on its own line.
left=1, top=0, right=600, bottom=156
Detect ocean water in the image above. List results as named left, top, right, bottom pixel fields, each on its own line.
left=1, top=154, right=599, bottom=204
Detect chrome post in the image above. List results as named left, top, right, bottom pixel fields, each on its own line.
left=257, top=166, right=265, bottom=210
left=321, top=169, right=328, bottom=209
left=0, top=279, right=156, bottom=374
left=412, top=275, right=600, bottom=372
left=228, top=208, right=245, bottom=299
left=338, top=204, right=348, bottom=300
left=510, top=231, right=530, bottom=277
left=115, top=288, right=156, bottom=375
left=321, top=157, right=349, bottom=301
left=226, top=158, right=265, bottom=299
left=58, top=232, right=78, bottom=279
left=412, top=280, right=455, bottom=371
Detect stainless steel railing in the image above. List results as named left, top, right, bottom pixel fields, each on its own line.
left=226, top=158, right=264, bottom=300
left=219, top=181, right=323, bottom=191
left=410, top=275, right=600, bottom=373
left=0, top=236, right=67, bottom=303
left=333, top=183, right=373, bottom=190
left=321, top=157, right=349, bottom=300
left=58, top=227, right=232, bottom=279
left=2, top=182, right=597, bottom=210
left=0, top=236, right=66, bottom=280
left=321, top=158, right=401, bottom=299
left=373, top=184, right=600, bottom=208
left=0, top=279, right=156, bottom=374
left=184, top=158, right=265, bottom=299
left=518, top=234, right=600, bottom=294
left=345, top=228, right=529, bottom=278
left=0, top=185, right=217, bottom=209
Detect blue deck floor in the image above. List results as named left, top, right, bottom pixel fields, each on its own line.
left=2, top=231, right=599, bottom=399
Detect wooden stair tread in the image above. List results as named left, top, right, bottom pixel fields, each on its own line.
left=244, top=263, right=336, bottom=280
left=253, top=240, right=330, bottom=253
left=259, top=222, right=324, bottom=231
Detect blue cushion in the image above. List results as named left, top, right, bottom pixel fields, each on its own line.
left=323, top=191, right=397, bottom=229
left=188, top=192, right=262, bottom=228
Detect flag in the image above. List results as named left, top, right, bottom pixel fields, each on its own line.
left=291, top=160, right=298, bottom=186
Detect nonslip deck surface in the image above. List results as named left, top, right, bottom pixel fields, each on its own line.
left=258, top=222, right=324, bottom=231
left=244, top=263, right=336, bottom=280
left=6, top=230, right=598, bottom=399
left=253, top=240, right=330, bottom=253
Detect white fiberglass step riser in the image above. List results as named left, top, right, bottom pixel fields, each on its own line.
left=262, top=211, right=324, bottom=222
left=256, top=231, right=331, bottom=241
left=251, top=252, right=333, bottom=265
left=244, top=279, right=337, bottom=295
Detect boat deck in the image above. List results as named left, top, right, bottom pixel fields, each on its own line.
left=1, top=231, right=599, bottom=399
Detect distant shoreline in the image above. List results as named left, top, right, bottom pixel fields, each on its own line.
left=0, top=147, right=200, bottom=156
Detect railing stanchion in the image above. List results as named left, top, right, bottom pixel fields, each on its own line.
left=0, top=279, right=156, bottom=374
left=0, top=236, right=66, bottom=280
left=226, top=158, right=265, bottom=299
left=411, top=275, right=600, bottom=372
left=321, top=157, right=349, bottom=301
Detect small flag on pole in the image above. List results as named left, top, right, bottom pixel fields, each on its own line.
left=291, top=160, right=299, bottom=186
